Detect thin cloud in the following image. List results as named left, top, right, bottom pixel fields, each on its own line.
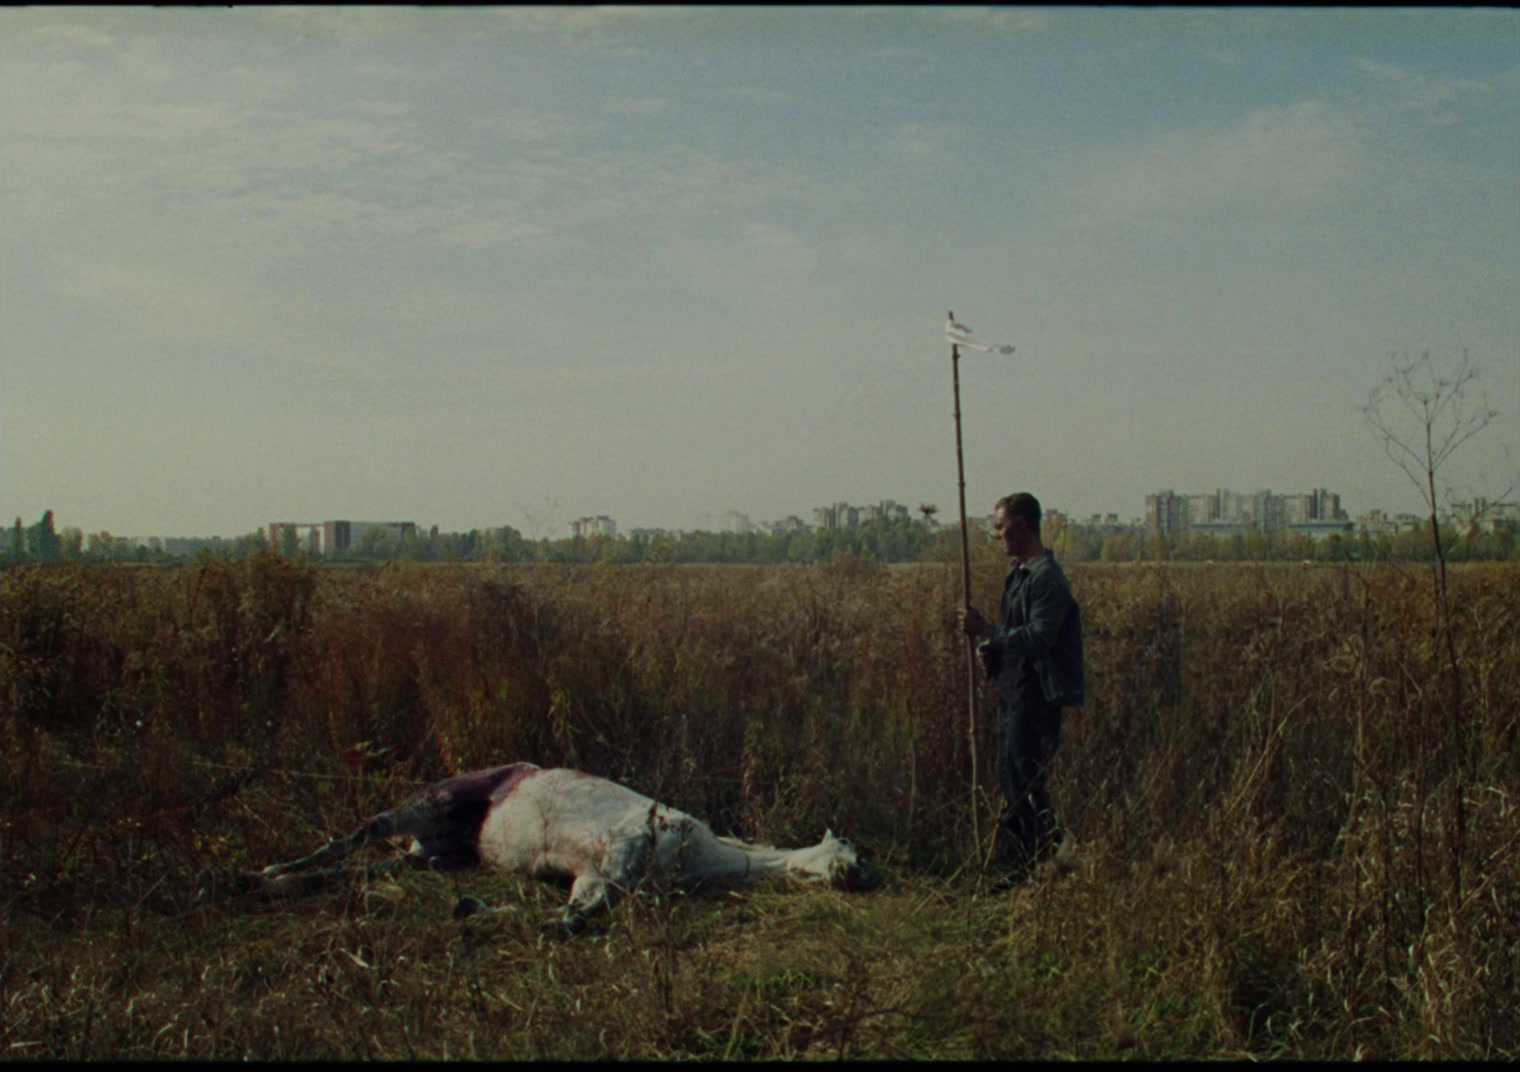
left=1354, top=56, right=1515, bottom=124
left=719, top=86, right=794, bottom=105
left=928, top=7, right=1053, bottom=33
left=650, top=220, right=822, bottom=315
left=24, top=19, right=116, bottom=49
left=1061, top=101, right=1364, bottom=229
left=603, top=96, right=674, bottom=117
left=876, top=121, right=973, bottom=167
left=2, top=8, right=124, bottom=48
left=252, top=7, right=426, bottom=44
left=485, top=6, right=700, bottom=33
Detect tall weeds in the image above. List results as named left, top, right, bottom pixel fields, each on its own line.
left=2, top=553, right=1516, bottom=1058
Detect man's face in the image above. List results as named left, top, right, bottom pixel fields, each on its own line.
left=992, top=506, right=1022, bottom=557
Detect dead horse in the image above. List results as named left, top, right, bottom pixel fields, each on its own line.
left=242, top=762, right=863, bottom=934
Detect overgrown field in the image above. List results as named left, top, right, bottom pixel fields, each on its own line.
left=3, top=553, right=1517, bottom=1059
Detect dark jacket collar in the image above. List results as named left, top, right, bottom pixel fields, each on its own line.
left=1007, top=548, right=1055, bottom=579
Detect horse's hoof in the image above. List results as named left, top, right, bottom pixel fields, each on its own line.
left=541, top=915, right=586, bottom=939
left=453, top=896, right=490, bottom=920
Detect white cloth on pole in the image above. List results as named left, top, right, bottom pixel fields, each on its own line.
left=945, top=316, right=1015, bottom=354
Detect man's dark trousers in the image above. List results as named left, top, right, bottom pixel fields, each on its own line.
left=994, top=653, right=1062, bottom=878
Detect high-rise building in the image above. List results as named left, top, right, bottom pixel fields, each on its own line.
left=1148, top=487, right=1347, bottom=537
left=1145, top=490, right=1189, bottom=536
left=1312, top=488, right=1343, bottom=521
left=570, top=516, right=617, bottom=538
left=320, top=520, right=416, bottom=553
left=719, top=510, right=754, bottom=534
left=1187, top=492, right=1219, bottom=525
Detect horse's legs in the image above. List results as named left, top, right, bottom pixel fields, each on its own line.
left=251, top=802, right=437, bottom=884
left=454, top=840, right=651, bottom=937
left=557, top=833, right=655, bottom=934
left=245, top=857, right=416, bottom=896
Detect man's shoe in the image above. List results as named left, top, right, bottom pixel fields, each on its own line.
left=1035, top=829, right=1064, bottom=864
left=988, top=864, right=1032, bottom=893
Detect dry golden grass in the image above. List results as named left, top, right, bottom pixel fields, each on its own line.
left=2, top=553, right=1517, bottom=1058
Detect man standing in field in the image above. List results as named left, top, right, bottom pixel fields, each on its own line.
left=959, top=492, right=1085, bottom=887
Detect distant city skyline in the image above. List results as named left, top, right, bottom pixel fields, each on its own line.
left=10, top=480, right=1501, bottom=548
left=3, top=9, right=1516, bottom=539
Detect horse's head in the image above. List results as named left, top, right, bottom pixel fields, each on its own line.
left=780, top=828, right=864, bottom=889
left=819, top=828, right=865, bottom=891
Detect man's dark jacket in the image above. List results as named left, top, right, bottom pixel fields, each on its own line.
left=977, top=549, right=1085, bottom=708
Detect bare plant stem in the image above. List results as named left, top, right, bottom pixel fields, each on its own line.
left=1362, top=351, right=1497, bottom=909
left=950, top=335, right=983, bottom=861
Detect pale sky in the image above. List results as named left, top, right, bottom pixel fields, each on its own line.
left=3, top=6, right=1517, bottom=539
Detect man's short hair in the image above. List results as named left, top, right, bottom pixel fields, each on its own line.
left=996, top=492, right=1041, bottom=530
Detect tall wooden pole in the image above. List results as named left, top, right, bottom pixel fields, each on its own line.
left=949, top=312, right=982, bottom=857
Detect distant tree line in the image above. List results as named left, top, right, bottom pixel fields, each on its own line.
left=333, top=514, right=950, bottom=565
left=1046, top=515, right=1516, bottom=564
left=2, top=511, right=267, bottom=565
left=3, top=509, right=1514, bottom=567
left=0, top=511, right=951, bottom=566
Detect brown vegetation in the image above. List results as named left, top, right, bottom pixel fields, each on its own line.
left=3, top=552, right=1517, bottom=1058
